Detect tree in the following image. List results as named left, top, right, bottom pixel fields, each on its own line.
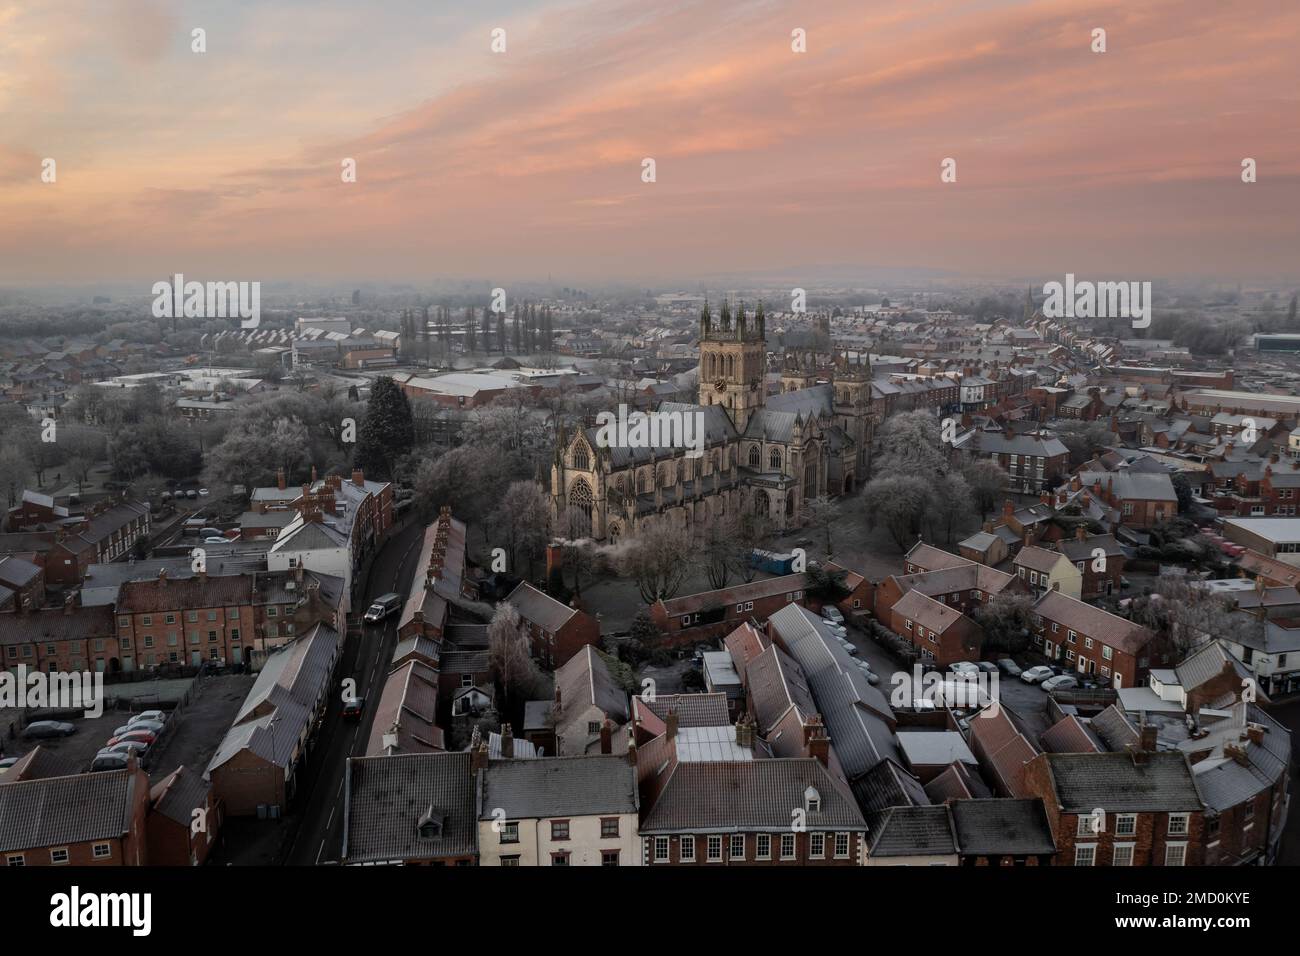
left=964, top=459, right=1008, bottom=519
left=699, top=517, right=735, bottom=590
left=873, top=409, right=949, bottom=479
left=861, top=474, right=932, bottom=549
left=800, top=495, right=838, bottom=558
left=621, top=521, right=693, bottom=603
left=805, top=565, right=849, bottom=602
left=972, top=593, right=1036, bottom=653
left=490, top=481, right=552, bottom=581
left=1052, top=420, right=1114, bottom=469
left=0, top=445, right=31, bottom=508
left=353, top=377, right=414, bottom=480
left=1171, top=472, right=1194, bottom=514
left=928, top=472, right=973, bottom=544
left=734, top=512, right=771, bottom=582
left=488, top=602, right=542, bottom=716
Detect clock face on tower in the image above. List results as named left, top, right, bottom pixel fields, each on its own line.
left=714, top=379, right=726, bottom=393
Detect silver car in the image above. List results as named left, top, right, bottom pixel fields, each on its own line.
left=22, top=720, right=75, bottom=739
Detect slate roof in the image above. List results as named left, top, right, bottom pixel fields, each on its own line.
left=0, top=769, right=141, bottom=854
left=903, top=542, right=975, bottom=572
left=506, top=581, right=576, bottom=633
left=1189, top=706, right=1290, bottom=812
left=1175, top=641, right=1252, bottom=694
left=366, top=660, right=444, bottom=756
left=641, top=758, right=866, bottom=833
left=1044, top=752, right=1203, bottom=812
left=1077, top=470, right=1178, bottom=503
left=641, top=693, right=731, bottom=728
left=950, top=798, right=1057, bottom=856
left=343, top=752, right=477, bottom=862
left=1090, top=704, right=1140, bottom=752
left=478, top=755, right=637, bottom=819
left=555, top=645, right=629, bottom=726
left=1040, top=715, right=1104, bottom=754
left=149, top=766, right=211, bottom=827
left=745, top=644, right=816, bottom=735
left=868, top=805, right=958, bottom=857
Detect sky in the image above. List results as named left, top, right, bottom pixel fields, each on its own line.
left=0, top=0, right=1297, bottom=286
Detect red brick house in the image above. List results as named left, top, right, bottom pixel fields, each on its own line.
left=1030, top=590, right=1156, bottom=688
left=651, top=574, right=809, bottom=645
left=1023, top=746, right=1206, bottom=866
left=506, top=581, right=601, bottom=669
left=0, top=760, right=151, bottom=866
left=1055, top=528, right=1126, bottom=598
left=147, top=766, right=222, bottom=866
left=890, top=590, right=983, bottom=666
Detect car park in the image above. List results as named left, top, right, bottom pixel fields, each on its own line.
left=22, top=721, right=76, bottom=739
left=1020, top=665, right=1055, bottom=684
left=1041, top=674, right=1079, bottom=693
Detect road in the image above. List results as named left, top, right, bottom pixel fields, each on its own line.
left=1261, top=698, right=1300, bottom=864
left=283, top=519, right=426, bottom=866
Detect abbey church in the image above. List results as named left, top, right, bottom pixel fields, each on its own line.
left=550, top=300, right=873, bottom=543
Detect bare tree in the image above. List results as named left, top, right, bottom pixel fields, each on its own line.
left=800, top=495, right=838, bottom=559
left=491, top=481, right=552, bottom=580
left=621, top=521, right=693, bottom=603
left=488, top=602, right=541, bottom=710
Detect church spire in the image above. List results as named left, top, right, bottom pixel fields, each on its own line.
left=755, top=300, right=765, bottom=340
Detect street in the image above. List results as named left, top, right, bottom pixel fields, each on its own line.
left=283, top=519, right=426, bottom=865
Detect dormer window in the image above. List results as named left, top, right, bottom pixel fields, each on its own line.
left=804, top=786, right=821, bottom=814
left=417, top=806, right=444, bottom=839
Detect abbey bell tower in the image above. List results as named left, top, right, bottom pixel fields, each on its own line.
left=698, top=298, right=767, bottom=433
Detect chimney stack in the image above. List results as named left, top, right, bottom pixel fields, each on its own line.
left=1076, top=525, right=1088, bottom=541
left=546, top=543, right=563, bottom=583
left=807, top=717, right=830, bottom=767
left=1003, top=500, right=1014, bottom=519
left=470, top=739, right=488, bottom=775
left=665, top=708, right=678, bottom=741
left=276, top=468, right=286, bottom=491
left=625, top=728, right=638, bottom=767
left=599, top=719, right=612, bottom=754
left=352, top=468, right=365, bottom=488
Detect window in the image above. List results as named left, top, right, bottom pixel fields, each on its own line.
left=756, top=833, right=771, bottom=860
left=1075, top=844, right=1096, bottom=866
left=6, top=854, right=24, bottom=866
left=780, top=833, right=796, bottom=860
left=141, top=615, right=152, bottom=626
left=1076, top=815, right=1095, bottom=836
left=730, top=835, right=744, bottom=860
left=500, top=856, right=520, bottom=867
left=92, top=843, right=111, bottom=860
left=654, top=837, right=670, bottom=862
left=1051, top=622, right=1059, bottom=633
left=1244, top=801, right=1255, bottom=821
left=460, top=674, right=473, bottom=687
left=1084, top=637, right=1093, bottom=650
left=834, top=832, right=850, bottom=859
left=707, top=835, right=722, bottom=861
left=1115, top=814, right=1136, bottom=836
left=551, top=852, right=570, bottom=866
left=50, top=848, right=69, bottom=865
left=1067, top=629, right=1077, bottom=643
left=601, top=818, right=619, bottom=839
left=265, top=607, right=277, bottom=618
left=499, top=822, right=519, bottom=844
left=119, top=616, right=130, bottom=628
left=550, top=820, right=569, bottom=841
left=680, top=836, right=695, bottom=862
left=601, top=850, right=619, bottom=866
left=905, top=620, right=913, bottom=631
left=1102, top=645, right=1113, bottom=660
left=809, top=832, right=825, bottom=859
left=1112, top=844, right=1134, bottom=866
left=1168, top=813, right=1189, bottom=836
left=1165, top=843, right=1187, bottom=866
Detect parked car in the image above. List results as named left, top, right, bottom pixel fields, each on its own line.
left=99, top=741, right=148, bottom=757
left=22, top=721, right=75, bottom=739
left=996, top=658, right=1023, bottom=677
left=198, top=488, right=210, bottom=497
left=973, top=661, right=999, bottom=674
left=1041, top=675, right=1079, bottom=693
left=342, top=697, right=365, bottom=721
left=1020, top=665, right=1055, bottom=684
left=950, top=661, right=981, bottom=677
left=129, top=710, right=168, bottom=726
left=199, top=527, right=224, bottom=538
left=821, top=606, right=845, bottom=626
left=90, top=753, right=130, bottom=772
left=0, top=757, right=19, bottom=774
left=116, top=719, right=165, bottom=736
left=107, top=730, right=157, bottom=747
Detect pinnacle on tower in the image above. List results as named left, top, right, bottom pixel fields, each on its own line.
left=719, top=297, right=732, bottom=332
left=735, top=300, right=746, bottom=340
left=700, top=299, right=712, bottom=339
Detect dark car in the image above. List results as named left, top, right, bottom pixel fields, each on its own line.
left=22, top=721, right=76, bottom=739
left=342, top=697, right=365, bottom=720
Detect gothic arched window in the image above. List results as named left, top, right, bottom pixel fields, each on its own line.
left=769, top=448, right=782, bottom=471
left=636, top=470, right=646, bottom=494
left=748, top=445, right=760, bottom=468
left=573, top=445, right=589, bottom=470
left=568, top=478, right=594, bottom=535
